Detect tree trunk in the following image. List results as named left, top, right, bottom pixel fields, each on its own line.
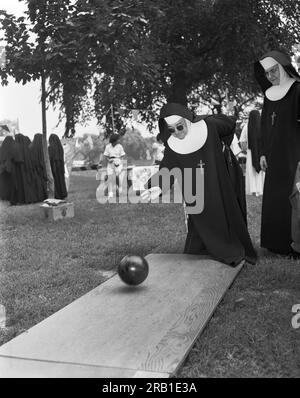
left=168, top=71, right=188, bottom=105
left=215, top=103, right=222, bottom=114
left=41, top=70, right=55, bottom=198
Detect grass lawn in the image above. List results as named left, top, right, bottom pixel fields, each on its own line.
left=0, top=170, right=300, bottom=377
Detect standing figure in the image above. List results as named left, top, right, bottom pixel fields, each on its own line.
left=103, top=133, right=126, bottom=198
left=29, top=134, right=48, bottom=202
left=48, top=134, right=67, bottom=200
left=142, top=103, right=256, bottom=266
left=61, top=137, right=78, bottom=193
left=0, top=136, right=20, bottom=205
left=254, top=50, right=300, bottom=255
left=239, top=110, right=265, bottom=196
left=15, top=133, right=37, bottom=203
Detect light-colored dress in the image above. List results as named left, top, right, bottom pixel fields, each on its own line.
left=104, top=143, right=125, bottom=175
left=239, top=124, right=265, bottom=196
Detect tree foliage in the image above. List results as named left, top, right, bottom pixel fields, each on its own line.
left=1, top=0, right=300, bottom=138
left=88, top=0, right=300, bottom=127
left=121, top=127, right=149, bottom=161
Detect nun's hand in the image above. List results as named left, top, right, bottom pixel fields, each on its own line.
left=260, top=155, right=268, bottom=172
left=140, top=187, right=162, bottom=202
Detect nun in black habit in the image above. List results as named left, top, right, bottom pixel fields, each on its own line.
left=29, top=133, right=48, bottom=202
left=142, top=103, right=256, bottom=266
left=48, top=134, right=67, bottom=200
left=254, top=50, right=300, bottom=256
left=14, top=133, right=37, bottom=204
left=0, top=136, right=21, bottom=205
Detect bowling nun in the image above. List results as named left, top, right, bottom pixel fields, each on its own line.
left=142, top=103, right=257, bottom=266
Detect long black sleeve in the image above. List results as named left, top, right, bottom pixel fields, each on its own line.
left=144, top=146, right=176, bottom=191
left=205, top=114, right=236, bottom=147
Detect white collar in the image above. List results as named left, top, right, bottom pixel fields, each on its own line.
left=265, top=78, right=296, bottom=101
left=167, top=119, right=208, bottom=154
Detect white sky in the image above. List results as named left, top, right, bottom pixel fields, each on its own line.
left=0, top=0, right=152, bottom=139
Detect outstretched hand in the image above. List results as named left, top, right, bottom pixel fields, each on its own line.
left=260, top=155, right=268, bottom=172
left=140, top=187, right=162, bottom=202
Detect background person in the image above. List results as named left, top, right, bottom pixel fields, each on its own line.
left=29, top=133, right=48, bottom=202
left=14, top=133, right=37, bottom=204
left=0, top=136, right=20, bottom=205
left=48, top=133, right=67, bottom=200
left=239, top=109, right=265, bottom=196
left=103, top=133, right=126, bottom=198
left=254, top=50, right=300, bottom=256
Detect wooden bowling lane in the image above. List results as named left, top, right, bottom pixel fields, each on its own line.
left=0, top=254, right=243, bottom=378
left=0, top=356, right=169, bottom=378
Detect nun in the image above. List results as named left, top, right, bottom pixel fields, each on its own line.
left=142, top=103, right=257, bottom=267
left=48, top=133, right=67, bottom=200
left=0, top=136, right=20, bottom=205
left=14, top=133, right=37, bottom=204
left=254, top=50, right=300, bottom=256
left=29, top=133, right=48, bottom=202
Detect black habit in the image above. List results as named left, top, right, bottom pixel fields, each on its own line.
left=15, top=133, right=37, bottom=204
left=255, top=51, right=300, bottom=254
left=29, top=134, right=48, bottom=202
left=247, top=110, right=262, bottom=174
left=0, top=136, right=21, bottom=205
left=146, top=103, right=257, bottom=266
left=48, top=134, right=67, bottom=200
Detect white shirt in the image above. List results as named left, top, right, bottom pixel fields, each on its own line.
left=104, top=143, right=125, bottom=159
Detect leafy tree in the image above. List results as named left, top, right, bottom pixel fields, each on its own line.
left=0, top=0, right=94, bottom=195
left=0, top=3, right=57, bottom=196
left=121, top=127, right=148, bottom=161
left=87, top=0, right=300, bottom=127
left=2, top=0, right=300, bottom=146
left=79, top=133, right=106, bottom=165
left=191, top=75, right=258, bottom=119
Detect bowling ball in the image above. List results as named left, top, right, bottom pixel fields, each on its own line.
left=118, top=255, right=149, bottom=286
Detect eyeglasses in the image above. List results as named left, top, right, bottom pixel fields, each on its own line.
left=167, top=124, right=185, bottom=134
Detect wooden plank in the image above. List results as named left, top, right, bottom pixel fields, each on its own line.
left=0, top=254, right=243, bottom=377
left=0, top=356, right=169, bottom=378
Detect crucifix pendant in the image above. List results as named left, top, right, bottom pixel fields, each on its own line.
left=271, top=111, right=276, bottom=126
